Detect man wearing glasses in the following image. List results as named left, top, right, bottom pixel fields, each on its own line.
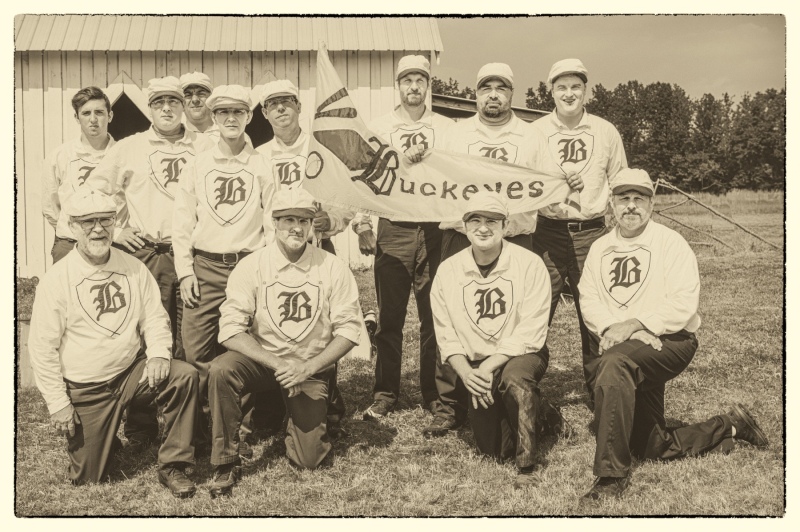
left=180, top=71, right=218, bottom=139
left=87, top=76, right=214, bottom=447
left=28, top=187, right=199, bottom=497
left=430, top=191, right=554, bottom=489
left=42, top=86, right=116, bottom=264
left=173, top=85, right=276, bottom=457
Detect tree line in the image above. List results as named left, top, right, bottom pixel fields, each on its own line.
left=432, top=77, right=785, bottom=192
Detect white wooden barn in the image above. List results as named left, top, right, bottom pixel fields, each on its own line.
left=14, top=15, right=445, bottom=279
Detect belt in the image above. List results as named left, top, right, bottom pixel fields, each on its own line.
left=538, top=215, right=605, bottom=233
left=194, top=249, right=252, bottom=265
left=143, top=240, right=174, bottom=254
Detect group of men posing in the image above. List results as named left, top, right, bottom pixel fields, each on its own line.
left=31, top=55, right=768, bottom=504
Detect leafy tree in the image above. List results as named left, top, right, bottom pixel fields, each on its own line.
left=727, top=89, right=785, bottom=189
left=431, top=77, right=475, bottom=100
left=525, top=82, right=551, bottom=111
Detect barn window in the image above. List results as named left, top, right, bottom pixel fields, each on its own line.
left=245, top=103, right=275, bottom=148
left=108, top=92, right=151, bottom=141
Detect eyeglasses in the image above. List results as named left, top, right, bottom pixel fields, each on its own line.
left=149, top=97, right=184, bottom=109
left=183, top=89, right=210, bottom=99
left=73, top=216, right=115, bottom=232
left=465, top=217, right=503, bottom=230
left=213, top=108, right=249, bottom=118
left=477, top=85, right=512, bottom=96
left=265, top=97, right=298, bottom=110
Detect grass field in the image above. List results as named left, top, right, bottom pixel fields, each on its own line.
left=14, top=190, right=785, bottom=516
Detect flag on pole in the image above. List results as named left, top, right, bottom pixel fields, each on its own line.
left=304, top=47, right=571, bottom=222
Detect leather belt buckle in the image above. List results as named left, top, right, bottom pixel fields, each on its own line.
left=222, top=252, right=238, bottom=265
left=567, top=222, right=581, bottom=232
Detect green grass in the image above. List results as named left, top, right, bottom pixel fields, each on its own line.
left=15, top=191, right=784, bottom=516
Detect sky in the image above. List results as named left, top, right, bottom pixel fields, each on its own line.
left=434, top=15, right=785, bottom=102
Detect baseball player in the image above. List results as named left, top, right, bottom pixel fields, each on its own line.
left=172, top=84, right=277, bottom=456
left=28, top=187, right=199, bottom=496
left=42, top=86, right=116, bottom=263
left=577, top=169, right=768, bottom=502
left=208, top=187, right=363, bottom=497
left=358, top=55, right=455, bottom=422
left=431, top=191, right=557, bottom=489
left=180, top=71, right=219, bottom=139
left=256, top=79, right=355, bottom=437
left=425, top=63, right=554, bottom=438
left=86, top=76, right=213, bottom=446
left=531, top=59, right=628, bottom=399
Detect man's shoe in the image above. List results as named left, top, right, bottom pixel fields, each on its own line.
left=125, top=434, right=156, bottom=454
left=581, top=476, right=630, bottom=503
left=238, top=441, right=254, bottom=460
left=728, top=403, right=769, bottom=447
left=158, top=465, right=196, bottom=499
left=363, top=401, right=394, bottom=421
left=209, top=463, right=240, bottom=499
left=422, top=416, right=460, bottom=438
left=328, top=421, right=349, bottom=440
left=539, top=400, right=574, bottom=440
left=512, top=469, right=541, bottom=490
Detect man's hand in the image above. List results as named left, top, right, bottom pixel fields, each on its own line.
left=403, top=144, right=427, bottom=163
left=138, top=357, right=171, bottom=389
left=565, top=171, right=584, bottom=192
left=462, top=368, right=494, bottom=409
left=358, top=230, right=377, bottom=256
left=313, top=210, right=332, bottom=233
left=274, top=360, right=314, bottom=390
left=631, top=330, right=662, bottom=351
left=50, top=404, right=80, bottom=438
left=599, top=319, right=645, bottom=354
left=114, top=227, right=145, bottom=252
left=180, top=275, right=200, bottom=308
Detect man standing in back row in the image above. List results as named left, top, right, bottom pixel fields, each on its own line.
left=358, top=55, right=455, bottom=422
left=180, top=71, right=219, bottom=140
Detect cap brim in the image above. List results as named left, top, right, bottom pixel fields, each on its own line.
left=550, top=71, right=588, bottom=85
left=477, top=76, right=513, bottom=89
left=70, top=210, right=116, bottom=219
left=182, top=83, right=212, bottom=92
left=263, top=92, right=296, bottom=103
left=149, top=90, right=184, bottom=103
left=463, top=210, right=507, bottom=222
left=612, top=185, right=653, bottom=197
left=272, top=208, right=315, bottom=219
left=397, top=68, right=430, bottom=80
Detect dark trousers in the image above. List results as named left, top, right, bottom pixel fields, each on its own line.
left=373, top=219, right=442, bottom=406
left=431, top=229, right=534, bottom=423
left=51, top=236, right=76, bottom=264
left=531, top=217, right=606, bottom=372
left=208, top=351, right=332, bottom=470
left=585, top=331, right=734, bottom=478
left=468, top=353, right=548, bottom=470
left=64, top=356, right=197, bottom=485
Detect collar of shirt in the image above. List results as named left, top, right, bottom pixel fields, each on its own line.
left=465, top=113, right=526, bottom=138
left=73, top=135, right=116, bottom=157
left=461, top=242, right=513, bottom=277
left=145, top=125, right=195, bottom=146
left=548, top=109, right=592, bottom=131
left=390, top=105, right=433, bottom=128
left=270, top=240, right=314, bottom=273
left=274, top=129, right=308, bottom=152
left=605, top=220, right=655, bottom=251
left=211, top=140, right=256, bottom=164
left=66, top=247, right=127, bottom=279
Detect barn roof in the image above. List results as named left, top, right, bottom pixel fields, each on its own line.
left=14, top=15, right=444, bottom=53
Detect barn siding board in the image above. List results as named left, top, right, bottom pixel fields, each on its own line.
left=204, top=17, right=223, bottom=52
left=107, top=51, right=120, bottom=84
left=15, top=53, right=27, bottom=277
left=46, top=16, right=71, bottom=50
left=331, top=51, right=347, bottom=86
left=63, top=53, right=82, bottom=140
left=166, top=51, right=181, bottom=77
left=117, top=51, right=132, bottom=81
left=141, top=17, right=161, bottom=52
left=235, top=18, right=252, bottom=52
left=237, top=52, right=251, bottom=87
left=43, top=52, right=63, bottom=269
left=94, top=16, right=116, bottom=51
left=266, top=18, right=282, bottom=51
left=188, top=16, right=206, bottom=51
left=251, top=18, right=268, bottom=52
left=141, top=52, right=156, bottom=84
left=157, top=17, right=177, bottom=51
left=380, top=52, right=394, bottom=115
left=77, top=16, right=101, bottom=51
left=251, top=51, right=265, bottom=87
left=173, top=16, right=192, bottom=50
left=22, top=52, right=46, bottom=278
left=369, top=52, right=381, bottom=123
left=188, top=51, right=203, bottom=73
left=79, top=52, right=93, bottom=89
left=220, top=18, right=238, bottom=52
left=212, top=52, right=228, bottom=85
left=286, top=51, right=299, bottom=86
left=274, top=52, right=287, bottom=81
left=28, top=15, right=53, bottom=51
left=155, top=51, right=167, bottom=77
left=93, top=51, right=107, bottom=87
left=15, top=15, right=36, bottom=51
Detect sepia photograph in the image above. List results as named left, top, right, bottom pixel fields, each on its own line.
left=11, top=10, right=787, bottom=518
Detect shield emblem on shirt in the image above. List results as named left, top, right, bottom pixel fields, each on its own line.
left=601, top=248, right=651, bottom=309
left=75, top=272, right=132, bottom=338
left=67, top=158, right=99, bottom=191
left=390, top=126, right=435, bottom=151
left=463, top=277, right=514, bottom=339
left=272, top=155, right=307, bottom=187
left=265, top=282, right=321, bottom=342
left=202, top=169, right=256, bottom=226
left=547, top=131, right=594, bottom=176
left=148, top=149, right=193, bottom=198
left=467, top=141, right=519, bottom=164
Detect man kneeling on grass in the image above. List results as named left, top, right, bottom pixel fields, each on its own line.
left=28, top=187, right=199, bottom=497
left=208, top=187, right=363, bottom=498
left=577, top=168, right=769, bottom=503
left=430, top=191, right=563, bottom=489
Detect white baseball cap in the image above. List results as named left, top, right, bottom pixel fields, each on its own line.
left=144, top=76, right=183, bottom=104
left=64, top=187, right=116, bottom=218
left=462, top=190, right=509, bottom=221
left=179, top=71, right=213, bottom=93
left=205, top=85, right=253, bottom=110
left=612, top=169, right=655, bottom=197
left=260, top=80, right=299, bottom=106
left=547, top=58, right=589, bottom=89
left=476, top=63, right=514, bottom=89
left=396, top=55, right=430, bottom=80
left=272, top=187, right=317, bottom=219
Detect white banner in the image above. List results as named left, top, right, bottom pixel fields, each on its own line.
left=304, top=48, right=571, bottom=223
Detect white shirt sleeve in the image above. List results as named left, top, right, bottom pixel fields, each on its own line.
left=327, top=259, right=363, bottom=345
left=41, top=151, right=60, bottom=230
left=172, top=160, right=199, bottom=280
left=430, top=264, right=465, bottom=363
left=28, top=277, right=70, bottom=415
left=137, top=264, right=173, bottom=360
left=218, top=258, right=258, bottom=345
left=577, top=244, right=616, bottom=336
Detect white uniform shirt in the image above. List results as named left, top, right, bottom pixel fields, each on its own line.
left=218, top=242, right=363, bottom=364
left=431, top=242, right=551, bottom=363
left=41, top=136, right=116, bottom=239
left=578, top=221, right=701, bottom=337
left=87, top=127, right=215, bottom=243
left=533, top=110, right=628, bottom=220
left=28, top=248, right=172, bottom=414
left=172, top=142, right=278, bottom=280
left=185, top=120, right=220, bottom=141
left=257, top=130, right=354, bottom=238
left=442, top=114, right=547, bottom=236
